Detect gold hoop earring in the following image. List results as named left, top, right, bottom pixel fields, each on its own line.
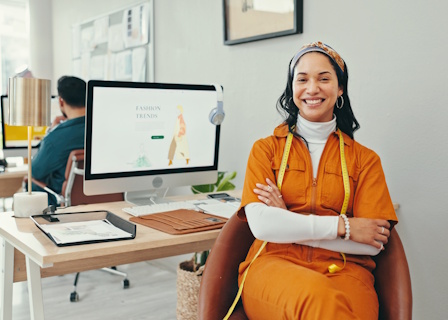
left=336, top=96, right=344, bottom=109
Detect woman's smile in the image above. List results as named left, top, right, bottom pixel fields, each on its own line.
left=304, top=98, right=324, bottom=106
left=292, top=52, right=342, bottom=122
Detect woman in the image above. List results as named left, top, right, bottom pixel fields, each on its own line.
left=168, top=105, right=190, bottom=165
left=237, top=42, right=398, bottom=319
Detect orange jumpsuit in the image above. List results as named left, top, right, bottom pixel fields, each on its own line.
left=237, top=124, right=398, bottom=320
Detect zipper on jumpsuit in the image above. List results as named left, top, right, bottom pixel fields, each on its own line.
left=298, top=137, right=318, bottom=263
left=303, top=134, right=333, bottom=263
left=308, top=177, right=317, bottom=262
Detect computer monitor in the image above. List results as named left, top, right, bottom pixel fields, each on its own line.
left=84, top=80, right=221, bottom=204
left=0, top=95, right=61, bottom=159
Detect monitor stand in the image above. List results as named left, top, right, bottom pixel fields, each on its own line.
left=124, top=188, right=171, bottom=206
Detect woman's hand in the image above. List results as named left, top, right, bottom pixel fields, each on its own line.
left=254, top=178, right=390, bottom=250
left=342, top=217, right=391, bottom=250
left=253, top=178, right=287, bottom=210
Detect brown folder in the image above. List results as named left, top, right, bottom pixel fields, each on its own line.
left=129, top=209, right=227, bottom=235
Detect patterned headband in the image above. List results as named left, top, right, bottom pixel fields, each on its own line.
left=289, top=41, right=345, bottom=77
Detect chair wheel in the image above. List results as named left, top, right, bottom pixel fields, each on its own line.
left=123, top=279, right=130, bottom=289
left=70, top=291, right=79, bottom=302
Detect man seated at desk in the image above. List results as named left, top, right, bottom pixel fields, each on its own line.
left=28, top=76, right=86, bottom=205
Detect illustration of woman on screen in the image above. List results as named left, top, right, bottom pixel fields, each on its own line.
left=168, top=105, right=190, bottom=165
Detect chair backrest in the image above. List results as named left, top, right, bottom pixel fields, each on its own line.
left=373, top=227, right=413, bottom=319
left=61, top=149, right=124, bottom=206
left=198, top=214, right=413, bottom=320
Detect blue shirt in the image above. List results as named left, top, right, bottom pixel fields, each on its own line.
left=31, top=116, right=85, bottom=205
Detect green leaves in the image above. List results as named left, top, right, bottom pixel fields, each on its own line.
left=191, top=171, right=237, bottom=194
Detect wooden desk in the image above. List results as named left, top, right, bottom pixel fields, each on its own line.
left=0, top=190, right=397, bottom=320
left=0, top=165, right=28, bottom=198
left=0, top=191, right=241, bottom=320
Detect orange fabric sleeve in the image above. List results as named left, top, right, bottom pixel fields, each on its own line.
left=352, top=148, right=398, bottom=225
left=237, top=138, right=277, bottom=221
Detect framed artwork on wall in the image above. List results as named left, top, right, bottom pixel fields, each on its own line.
left=223, top=0, right=303, bottom=45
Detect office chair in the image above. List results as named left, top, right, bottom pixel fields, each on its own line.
left=198, top=213, right=413, bottom=320
left=27, top=149, right=128, bottom=302
left=29, top=149, right=124, bottom=207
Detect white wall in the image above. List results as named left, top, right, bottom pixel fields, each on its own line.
left=28, top=0, right=53, bottom=80
left=51, top=0, right=448, bottom=318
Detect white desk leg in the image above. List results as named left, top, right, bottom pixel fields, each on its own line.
left=1, top=239, right=14, bottom=320
left=25, top=256, right=44, bottom=320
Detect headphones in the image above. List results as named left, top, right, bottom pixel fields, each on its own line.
left=209, top=84, right=224, bottom=125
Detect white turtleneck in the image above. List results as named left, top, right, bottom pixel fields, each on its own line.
left=245, top=115, right=382, bottom=255
left=297, top=114, right=336, bottom=178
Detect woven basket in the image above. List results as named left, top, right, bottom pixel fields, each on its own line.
left=176, top=259, right=204, bottom=320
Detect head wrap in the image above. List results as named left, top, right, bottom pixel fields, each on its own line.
left=289, top=41, right=345, bottom=77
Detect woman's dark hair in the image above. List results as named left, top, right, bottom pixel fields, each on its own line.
left=276, top=53, right=360, bottom=139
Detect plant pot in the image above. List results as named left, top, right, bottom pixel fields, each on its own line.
left=176, top=259, right=204, bottom=320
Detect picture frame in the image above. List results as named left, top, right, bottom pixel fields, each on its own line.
left=223, top=0, right=303, bottom=45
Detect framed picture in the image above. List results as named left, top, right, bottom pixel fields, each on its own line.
left=223, top=0, right=303, bottom=45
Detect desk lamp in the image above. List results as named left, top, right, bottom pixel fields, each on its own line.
left=8, top=77, right=51, bottom=217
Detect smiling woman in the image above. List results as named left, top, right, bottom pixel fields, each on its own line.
left=229, top=41, right=398, bottom=320
left=292, top=52, right=343, bottom=123
left=278, top=41, right=359, bottom=139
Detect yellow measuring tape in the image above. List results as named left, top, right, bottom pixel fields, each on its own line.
left=223, top=129, right=350, bottom=319
left=223, top=132, right=293, bottom=320
left=276, top=132, right=294, bottom=192
left=328, top=129, right=350, bottom=273
left=338, top=129, right=350, bottom=216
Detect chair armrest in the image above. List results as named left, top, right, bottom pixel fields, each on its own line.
left=30, top=178, right=47, bottom=190
left=373, top=229, right=413, bottom=320
left=25, top=177, right=64, bottom=206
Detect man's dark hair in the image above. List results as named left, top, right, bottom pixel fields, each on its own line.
left=57, top=76, right=86, bottom=108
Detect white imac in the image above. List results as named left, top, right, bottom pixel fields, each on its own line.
left=84, top=80, right=221, bottom=205
left=0, top=94, right=61, bottom=159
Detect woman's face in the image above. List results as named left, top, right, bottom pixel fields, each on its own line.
left=292, top=52, right=343, bottom=123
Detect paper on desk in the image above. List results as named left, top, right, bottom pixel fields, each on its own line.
left=190, top=199, right=241, bottom=219
left=6, top=165, right=28, bottom=172
left=40, top=219, right=133, bottom=245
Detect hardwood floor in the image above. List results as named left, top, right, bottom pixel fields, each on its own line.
left=10, top=254, right=193, bottom=320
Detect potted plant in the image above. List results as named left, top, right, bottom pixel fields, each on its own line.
left=190, top=171, right=237, bottom=194
left=176, top=252, right=209, bottom=320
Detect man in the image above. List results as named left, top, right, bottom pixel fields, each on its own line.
left=31, top=76, right=86, bottom=205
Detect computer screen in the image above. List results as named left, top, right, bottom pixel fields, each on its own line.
left=0, top=95, right=61, bottom=158
left=84, top=80, right=221, bottom=202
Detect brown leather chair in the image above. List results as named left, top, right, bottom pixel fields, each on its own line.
left=29, top=149, right=124, bottom=207
left=198, top=214, right=412, bottom=320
